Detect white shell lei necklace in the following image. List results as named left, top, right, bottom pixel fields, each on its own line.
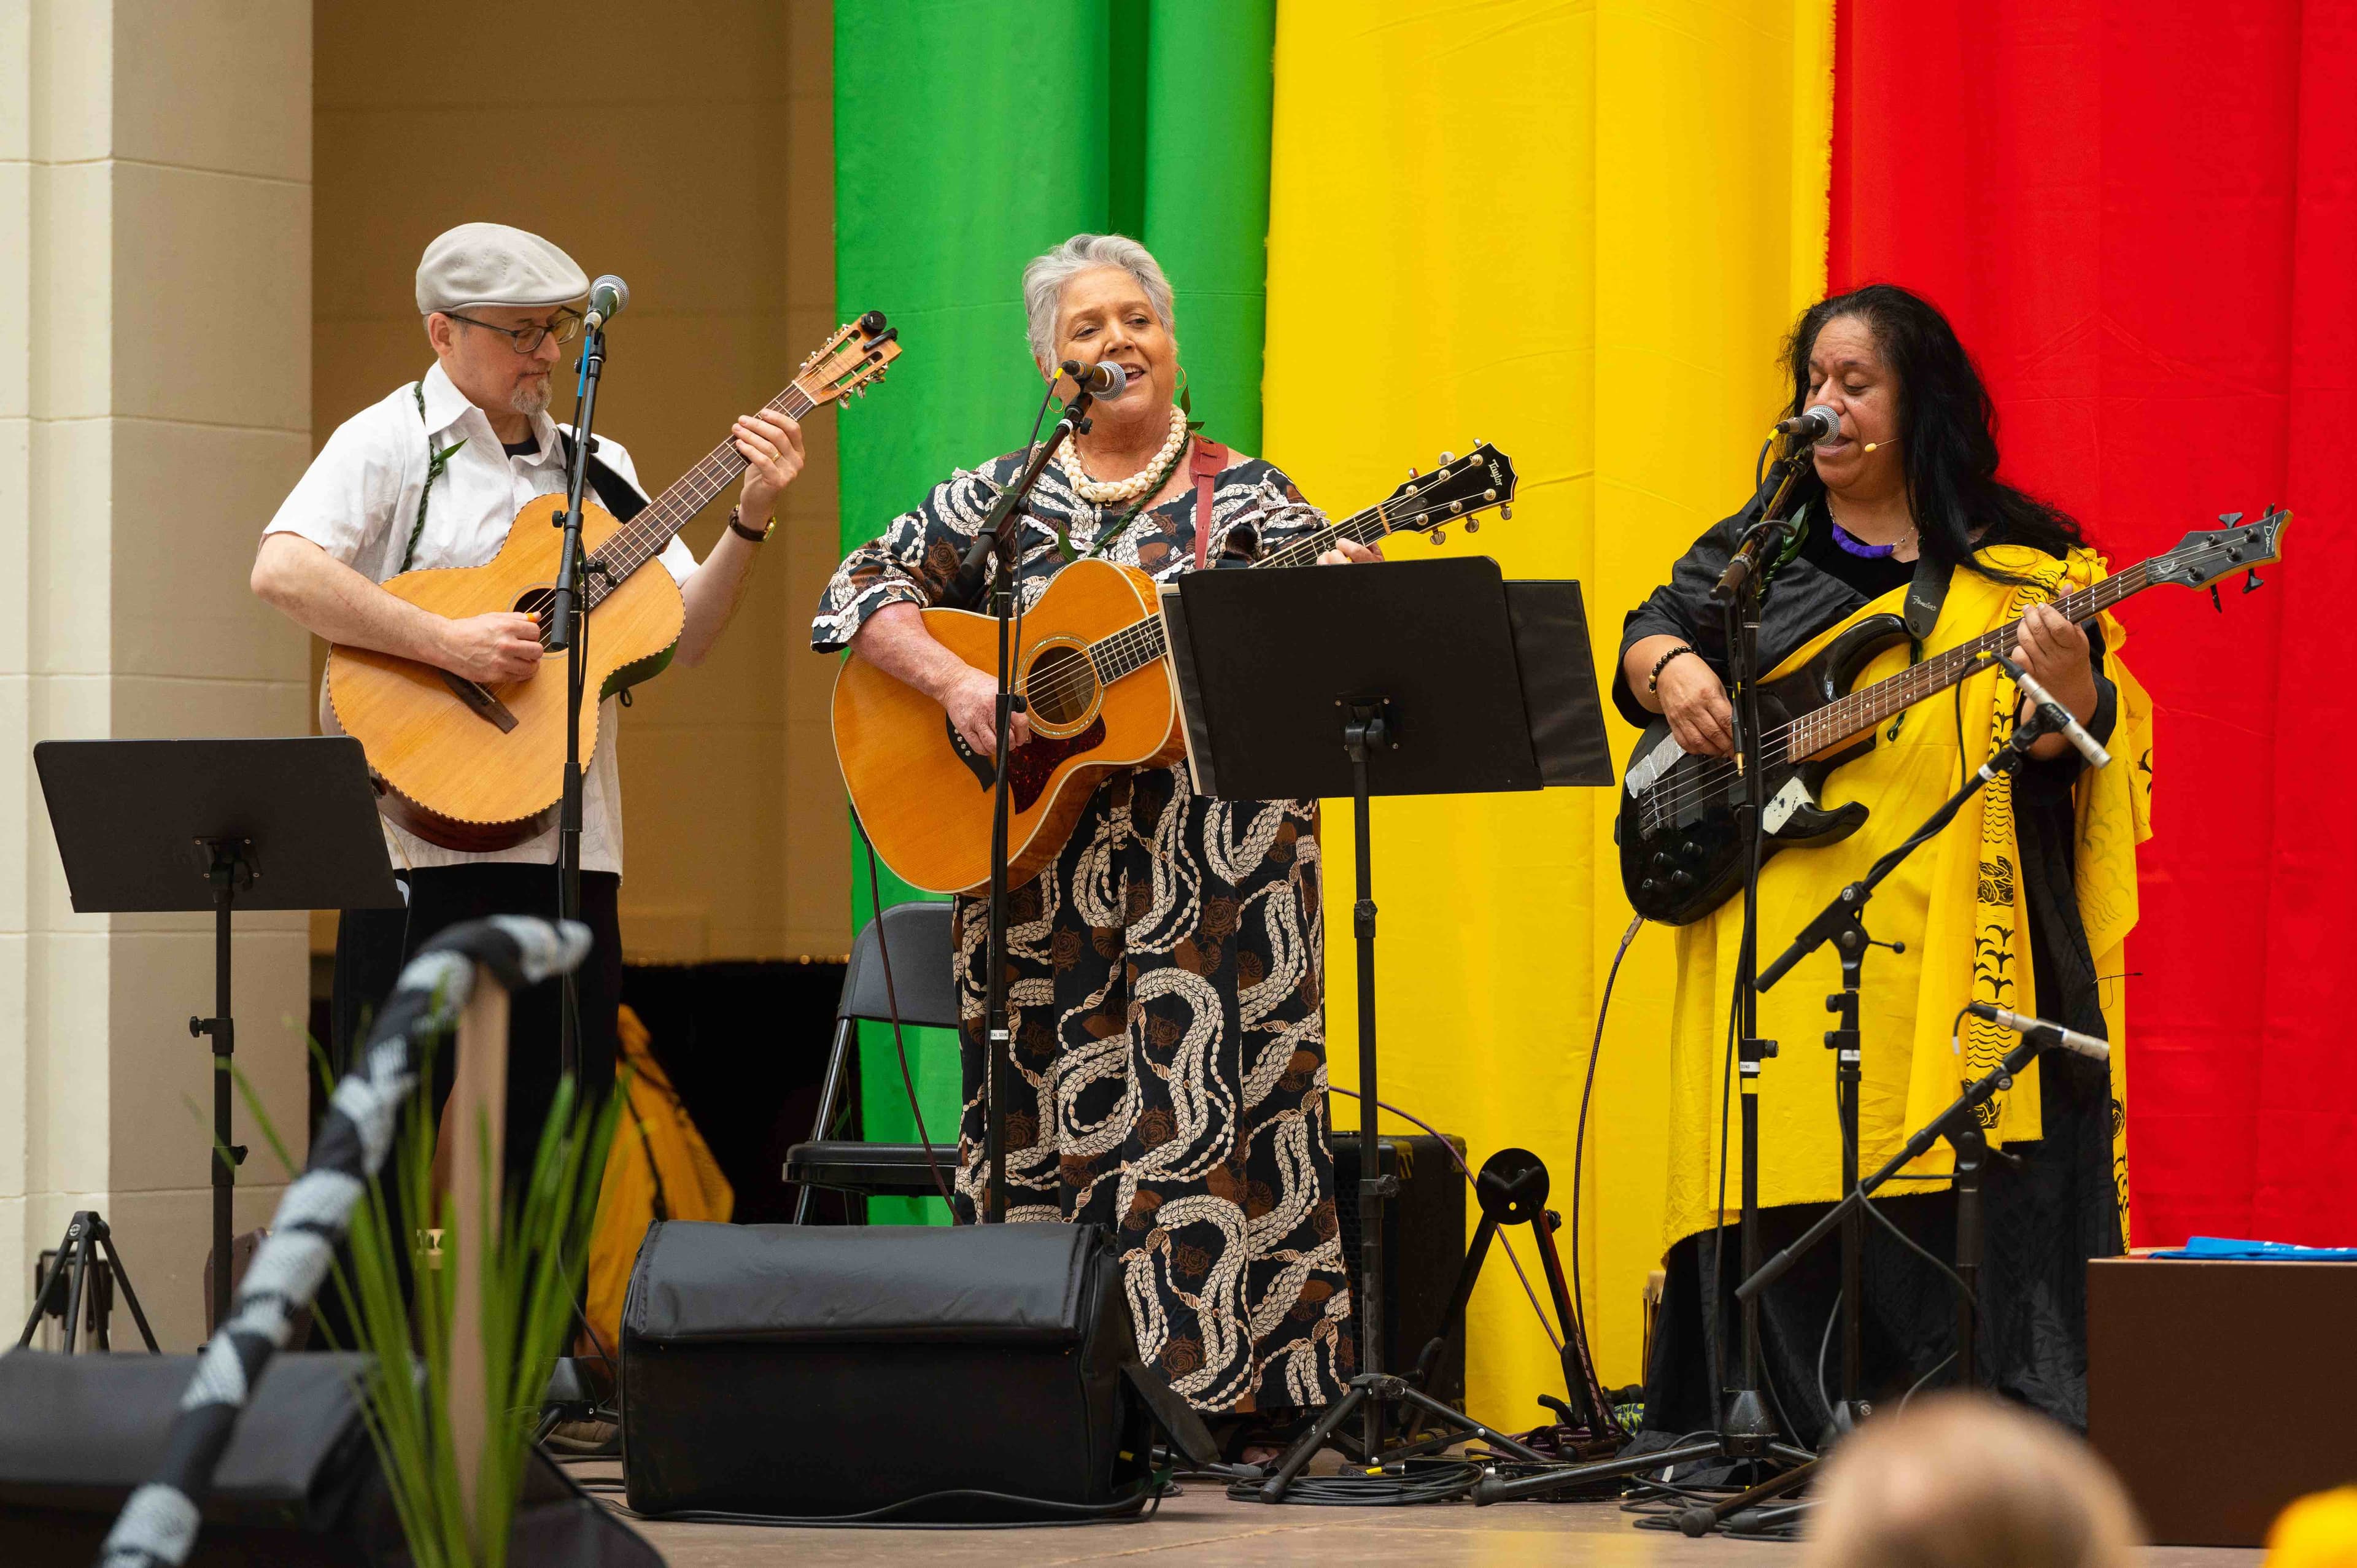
left=1056, top=403, right=1189, bottom=506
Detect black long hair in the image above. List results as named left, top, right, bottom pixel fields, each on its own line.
left=1783, top=283, right=2084, bottom=579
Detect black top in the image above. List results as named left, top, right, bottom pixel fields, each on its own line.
left=502, top=437, right=540, bottom=460
left=1795, top=506, right=1916, bottom=601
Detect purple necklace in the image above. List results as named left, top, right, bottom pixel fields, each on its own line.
left=1830, top=519, right=1902, bottom=558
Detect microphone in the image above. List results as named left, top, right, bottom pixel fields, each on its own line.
left=1966, top=1002, right=2110, bottom=1064
left=1774, top=404, right=1841, bottom=443
left=584, top=274, right=629, bottom=330
left=1987, top=650, right=2110, bottom=770
left=1058, top=360, right=1128, bottom=398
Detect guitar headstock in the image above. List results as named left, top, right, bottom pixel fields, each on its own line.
left=792, top=310, right=901, bottom=407
left=2148, top=506, right=2291, bottom=593
left=1380, top=442, right=1519, bottom=544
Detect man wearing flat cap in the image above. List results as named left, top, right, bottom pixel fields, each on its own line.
left=253, top=222, right=800, bottom=1199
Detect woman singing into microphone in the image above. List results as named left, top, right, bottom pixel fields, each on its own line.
left=1617, top=284, right=2153, bottom=1433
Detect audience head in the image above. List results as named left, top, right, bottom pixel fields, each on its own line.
left=1800, top=1393, right=2141, bottom=1568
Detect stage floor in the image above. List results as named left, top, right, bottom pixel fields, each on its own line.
left=579, top=1464, right=2262, bottom=1567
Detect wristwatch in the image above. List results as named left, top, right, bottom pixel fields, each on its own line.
left=727, top=506, right=773, bottom=544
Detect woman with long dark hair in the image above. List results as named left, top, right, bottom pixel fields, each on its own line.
left=1615, top=284, right=2153, bottom=1432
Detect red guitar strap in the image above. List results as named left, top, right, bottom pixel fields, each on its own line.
left=1188, top=437, right=1228, bottom=570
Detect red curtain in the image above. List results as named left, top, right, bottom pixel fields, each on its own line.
left=1830, top=2, right=2357, bottom=1246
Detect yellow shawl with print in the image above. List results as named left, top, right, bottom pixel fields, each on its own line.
left=1658, top=544, right=2153, bottom=1251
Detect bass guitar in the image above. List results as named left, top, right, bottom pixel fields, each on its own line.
left=327, top=312, right=901, bottom=851
left=835, top=444, right=1521, bottom=895
left=1618, top=508, right=2289, bottom=924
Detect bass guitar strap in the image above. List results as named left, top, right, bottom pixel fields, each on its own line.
left=1904, top=549, right=1955, bottom=644
left=1188, top=437, right=1229, bottom=570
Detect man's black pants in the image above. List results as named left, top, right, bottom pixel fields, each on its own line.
left=315, top=861, right=622, bottom=1348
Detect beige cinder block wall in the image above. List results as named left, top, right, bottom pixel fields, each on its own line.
left=312, top=0, right=850, bottom=965
left=2, top=0, right=315, bottom=1349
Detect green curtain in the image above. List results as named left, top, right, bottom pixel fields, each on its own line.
left=833, top=0, right=1275, bottom=1222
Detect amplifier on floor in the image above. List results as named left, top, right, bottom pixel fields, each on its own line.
left=619, top=1219, right=1213, bottom=1522
left=1333, top=1132, right=1468, bottom=1405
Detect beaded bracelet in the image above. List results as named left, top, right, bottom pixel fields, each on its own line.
left=1647, top=644, right=1698, bottom=693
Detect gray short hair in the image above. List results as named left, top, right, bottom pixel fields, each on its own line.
left=1021, top=234, right=1177, bottom=369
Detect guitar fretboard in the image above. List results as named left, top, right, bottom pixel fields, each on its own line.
left=583, top=381, right=820, bottom=609
left=1081, top=499, right=1408, bottom=685
left=1775, top=561, right=2156, bottom=763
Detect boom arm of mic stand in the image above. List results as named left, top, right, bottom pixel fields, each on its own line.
left=1737, top=703, right=2069, bottom=1303
left=1758, top=698, right=2063, bottom=992
left=942, top=394, right=1095, bottom=609
left=1709, top=441, right=1809, bottom=606
left=1736, top=1026, right=2050, bottom=1306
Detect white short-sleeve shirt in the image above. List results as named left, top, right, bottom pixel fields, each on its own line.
left=266, top=360, right=698, bottom=877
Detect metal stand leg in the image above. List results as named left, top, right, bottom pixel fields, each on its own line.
left=17, top=1211, right=159, bottom=1354
left=189, top=840, right=252, bottom=1335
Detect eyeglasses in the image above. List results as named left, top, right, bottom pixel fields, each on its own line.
left=442, top=306, right=584, bottom=355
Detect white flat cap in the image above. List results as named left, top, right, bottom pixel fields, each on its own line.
left=416, top=222, right=587, bottom=315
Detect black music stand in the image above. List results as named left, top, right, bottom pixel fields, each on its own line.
left=1160, top=557, right=1612, bottom=1503
left=34, top=737, right=404, bottom=1334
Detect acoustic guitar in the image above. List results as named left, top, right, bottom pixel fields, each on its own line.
left=835, top=444, right=1520, bottom=895
left=1617, top=508, right=2289, bottom=924
left=327, top=312, right=901, bottom=851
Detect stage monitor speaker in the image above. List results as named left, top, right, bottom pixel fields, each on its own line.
left=0, top=1348, right=657, bottom=1566
left=619, top=1219, right=1210, bottom=1522
left=1333, top=1132, right=1467, bottom=1405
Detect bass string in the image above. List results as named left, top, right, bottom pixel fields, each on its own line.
left=1637, top=564, right=2151, bottom=823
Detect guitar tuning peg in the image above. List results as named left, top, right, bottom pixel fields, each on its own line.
left=2244, top=567, right=2265, bottom=594
left=1439, top=450, right=1456, bottom=464
left=1500, top=504, right=1513, bottom=522
left=2210, top=584, right=2224, bottom=613
left=1465, top=518, right=1480, bottom=533
left=1407, top=466, right=1419, bottom=478
left=2217, top=511, right=2244, bottom=525
left=1430, top=527, right=1446, bottom=546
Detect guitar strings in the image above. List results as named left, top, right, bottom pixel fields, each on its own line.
left=1638, top=573, right=2140, bottom=822
left=1016, top=501, right=1411, bottom=710
left=1635, top=564, right=2151, bottom=826
left=527, top=381, right=824, bottom=654
left=1013, top=491, right=1465, bottom=715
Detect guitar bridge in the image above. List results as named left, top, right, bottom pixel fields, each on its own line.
left=440, top=670, right=518, bottom=733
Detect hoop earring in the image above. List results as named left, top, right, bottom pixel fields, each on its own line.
left=1173, top=363, right=1192, bottom=416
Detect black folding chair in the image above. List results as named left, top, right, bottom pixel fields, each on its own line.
left=784, top=900, right=961, bottom=1222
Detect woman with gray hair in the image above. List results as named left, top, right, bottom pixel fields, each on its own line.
left=814, top=233, right=1375, bottom=1442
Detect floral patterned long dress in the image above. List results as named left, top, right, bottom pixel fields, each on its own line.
left=813, top=442, right=1353, bottom=1414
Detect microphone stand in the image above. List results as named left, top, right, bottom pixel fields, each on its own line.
left=548, top=319, right=610, bottom=1082
left=1474, top=434, right=1816, bottom=1515
left=1707, top=437, right=1813, bottom=1468
left=946, top=387, right=1097, bottom=1222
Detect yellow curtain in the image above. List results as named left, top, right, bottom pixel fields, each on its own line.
left=1264, top=0, right=1834, bottom=1417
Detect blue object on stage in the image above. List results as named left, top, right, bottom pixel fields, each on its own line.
left=2149, top=1235, right=2357, bottom=1261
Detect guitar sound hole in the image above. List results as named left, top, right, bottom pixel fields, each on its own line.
left=512, top=586, right=556, bottom=633
left=1024, top=644, right=1098, bottom=728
